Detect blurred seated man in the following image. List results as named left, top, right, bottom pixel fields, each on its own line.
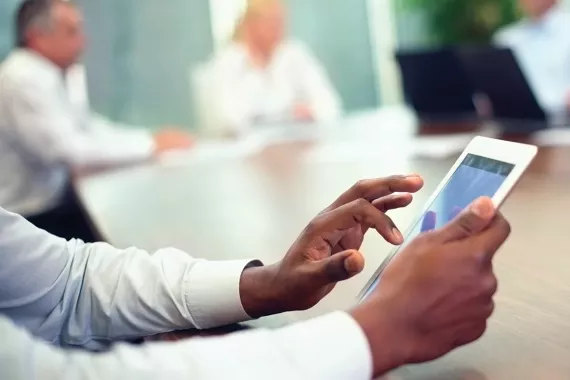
left=209, top=0, right=342, bottom=137
left=494, top=0, right=570, bottom=120
left=0, top=174, right=511, bottom=379
left=0, top=0, right=193, bottom=241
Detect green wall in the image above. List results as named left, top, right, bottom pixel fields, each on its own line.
left=0, top=0, right=19, bottom=61
left=80, top=0, right=214, bottom=128
left=287, top=0, right=378, bottom=110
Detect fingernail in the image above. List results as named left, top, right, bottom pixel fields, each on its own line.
left=343, top=252, right=364, bottom=275
left=406, top=174, right=421, bottom=178
left=344, top=256, right=356, bottom=274
left=392, top=227, right=404, bottom=243
left=470, top=198, right=490, bottom=217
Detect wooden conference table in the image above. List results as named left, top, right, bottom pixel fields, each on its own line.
left=75, top=113, right=570, bottom=379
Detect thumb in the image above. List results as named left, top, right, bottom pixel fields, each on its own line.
left=437, top=197, right=497, bottom=242
left=318, top=250, right=365, bottom=283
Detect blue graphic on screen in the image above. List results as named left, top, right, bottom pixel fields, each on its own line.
left=361, top=154, right=514, bottom=300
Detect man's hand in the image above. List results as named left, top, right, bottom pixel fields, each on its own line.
left=292, top=104, right=314, bottom=122
left=351, top=197, right=511, bottom=377
left=239, top=175, right=424, bottom=318
left=153, top=129, right=194, bottom=154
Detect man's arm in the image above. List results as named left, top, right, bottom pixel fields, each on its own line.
left=292, top=42, right=342, bottom=123
left=208, top=48, right=261, bottom=136
left=0, top=310, right=372, bottom=380
left=4, top=78, right=155, bottom=168
left=0, top=208, right=255, bottom=350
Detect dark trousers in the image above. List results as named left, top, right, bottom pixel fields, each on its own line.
left=25, top=188, right=97, bottom=243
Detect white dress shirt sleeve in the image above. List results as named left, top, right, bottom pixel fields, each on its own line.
left=290, top=42, right=343, bottom=123
left=89, top=112, right=159, bottom=152
left=0, top=207, right=254, bottom=350
left=0, top=311, right=372, bottom=380
left=209, top=47, right=257, bottom=135
left=4, top=78, right=155, bottom=168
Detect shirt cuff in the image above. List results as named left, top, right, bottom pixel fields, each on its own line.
left=121, top=129, right=156, bottom=159
left=183, top=259, right=259, bottom=329
left=273, top=311, right=373, bottom=380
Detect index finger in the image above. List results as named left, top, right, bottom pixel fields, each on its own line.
left=329, top=175, right=424, bottom=210
left=310, top=198, right=405, bottom=246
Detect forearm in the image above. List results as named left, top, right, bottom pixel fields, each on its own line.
left=1, top=312, right=371, bottom=380
left=7, top=82, right=154, bottom=168
left=75, top=116, right=156, bottom=166
left=0, top=208, right=257, bottom=349
left=57, top=241, right=256, bottom=348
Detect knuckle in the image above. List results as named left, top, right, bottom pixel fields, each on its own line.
left=455, top=322, right=487, bottom=347
left=482, top=273, right=499, bottom=296
left=304, top=217, right=323, bottom=235
left=473, top=321, right=488, bottom=339
left=457, top=214, right=478, bottom=235
left=352, top=180, right=369, bottom=197
left=353, top=198, right=370, bottom=210
left=494, top=214, right=511, bottom=235
left=464, top=251, right=482, bottom=268
left=501, top=218, right=512, bottom=237
left=482, top=300, right=496, bottom=319
left=384, top=175, right=405, bottom=191
left=348, top=199, right=369, bottom=223
left=467, top=249, right=482, bottom=263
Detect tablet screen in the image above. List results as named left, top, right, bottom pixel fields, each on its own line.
left=362, top=154, right=514, bottom=299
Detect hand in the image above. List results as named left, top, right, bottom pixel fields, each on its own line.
left=351, top=197, right=511, bottom=377
left=293, top=104, right=314, bottom=122
left=239, top=175, right=424, bottom=318
left=153, top=128, right=194, bottom=154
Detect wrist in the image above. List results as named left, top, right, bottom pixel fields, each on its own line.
left=239, top=262, right=284, bottom=318
left=350, top=298, right=408, bottom=377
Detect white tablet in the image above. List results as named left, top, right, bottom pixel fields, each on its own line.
left=357, top=136, right=537, bottom=302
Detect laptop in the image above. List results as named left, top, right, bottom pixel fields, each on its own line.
left=396, top=48, right=478, bottom=124
left=457, top=46, right=548, bottom=134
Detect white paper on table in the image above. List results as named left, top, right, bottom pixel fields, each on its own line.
left=304, top=141, right=412, bottom=163
left=248, top=123, right=322, bottom=145
left=532, top=128, right=570, bottom=147
left=158, top=139, right=263, bottom=166
left=411, top=135, right=473, bottom=159
left=411, top=127, right=499, bottom=159
left=305, top=130, right=498, bottom=163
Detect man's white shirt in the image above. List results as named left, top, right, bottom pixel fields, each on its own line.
left=208, top=41, right=342, bottom=135
left=0, top=206, right=373, bottom=379
left=494, top=5, right=570, bottom=120
left=0, top=49, right=155, bottom=217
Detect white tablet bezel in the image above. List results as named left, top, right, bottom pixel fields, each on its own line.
left=357, top=136, right=538, bottom=302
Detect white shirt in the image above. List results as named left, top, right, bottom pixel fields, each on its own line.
left=0, top=206, right=372, bottom=379
left=0, top=49, right=156, bottom=217
left=209, top=41, right=342, bottom=135
left=494, top=5, right=570, bottom=118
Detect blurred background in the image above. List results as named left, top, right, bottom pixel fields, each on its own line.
left=4, top=0, right=567, bottom=131
left=1, top=0, right=379, bottom=128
